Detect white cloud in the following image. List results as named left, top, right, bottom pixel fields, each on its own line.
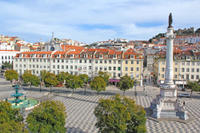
left=0, top=0, right=200, bottom=43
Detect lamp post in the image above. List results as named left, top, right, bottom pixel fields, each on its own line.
left=134, top=80, right=137, bottom=98
left=39, top=76, right=42, bottom=92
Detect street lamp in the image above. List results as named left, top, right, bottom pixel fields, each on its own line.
left=39, top=76, right=42, bottom=92
left=134, top=80, right=137, bottom=98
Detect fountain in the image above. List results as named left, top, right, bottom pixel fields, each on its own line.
left=6, top=84, right=39, bottom=110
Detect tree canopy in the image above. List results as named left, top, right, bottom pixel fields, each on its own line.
left=22, top=70, right=40, bottom=87
left=98, top=71, right=110, bottom=85
left=40, top=70, right=48, bottom=82
left=0, top=101, right=27, bottom=133
left=118, top=75, right=134, bottom=95
left=57, top=72, right=69, bottom=83
left=26, top=100, right=66, bottom=133
left=187, top=81, right=200, bottom=95
left=65, top=75, right=83, bottom=94
left=44, top=72, right=59, bottom=87
left=90, top=76, right=106, bottom=93
left=4, top=70, right=18, bottom=82
left=79, top=74, right=89, bottom=94
left=94, top=94, right=146, bottom=133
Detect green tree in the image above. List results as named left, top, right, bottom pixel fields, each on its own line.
left=4, top=70, right=18, bottom=82
left=65, top=75, right=83, bottom=94
left=90, top=76, right=106, bottom=94
left=94, top=94, right=146, bottom=133
left=40, top=70, right=48, bottom=83
left=22, top=70, right=40, bottom=88
left=44, top=72, right=59, bottom=92
left=26, top=100, right=66, bottom=133
left=187, top=81, right=200, bottom=96
left=118, top=75, right=134, bottom=95
left=57, top=72, right=69, bottom=83
left=98, top=71, right=110, bottom=85
left=79, top=74, right=89, bottom=94
left=0, top=101, right=27, bottom=133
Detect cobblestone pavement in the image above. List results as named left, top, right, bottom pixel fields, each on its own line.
left=1, top=78, right=200, bottom=133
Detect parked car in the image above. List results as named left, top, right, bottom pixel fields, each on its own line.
left=178, top=93, right=191, bottom=98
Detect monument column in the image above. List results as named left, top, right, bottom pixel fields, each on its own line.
left=150, top=13, right=188, bottom=120
left=165, top=28, right=175, bottom=86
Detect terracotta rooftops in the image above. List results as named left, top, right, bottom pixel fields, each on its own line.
left=16, top=46, right=143, bottom=59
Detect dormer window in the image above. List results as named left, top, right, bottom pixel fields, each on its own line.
left=130, top=55, right=134, bottom=59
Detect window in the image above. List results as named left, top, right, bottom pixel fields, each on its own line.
left=137, top=61, right=139, bottom=64
left=182, top=68, right=185, bottom=72
left=118, top=67, right=121, bottom=71
left=70, top=66, right=73, bottom=69
left=192, top=68, right=194, bottom=72
left=174, top=75, right=177, bottom=78
left=109, top=67, right=112, bottom=70
left=66, top=65, right=68, bottom=69
left=187, top=68, right=190, bottom=72
left=182, top=75, right=184, bottom=79
left=197, top=68, right=199, bottom=72
left=186, top=74, right=189, bottom=80
left=109, top=60, right=112, bottom=64
left=57, top=65, right=59, bottom=69
left=104, top=67, right=107, bottom=71
left=113, top=67, right=116, bottom=70
left=131, top=60, right=134, bottom=64
left=85, top=60, right=87, bottom=63
left=162, top=68, right=165, bottom=72
left=89, top=60, right=92, bottom=63
left=125, top=60, right=128, bottom=64
left=95, top=60, right=98, bottom=63
left=15, top=64, right=18, bottom=67
left=136, top=67, right=139, bottom=71
left=162, top=74, right=164, bottom=78
left=80, top=60, right=82, bottom=63
left=70, top=60, right=73, bottom=63
left=187, top=62, right=190, bottom=66
left=113, top=60, right=116, bottom=64
left=118, top=73, right=121, bottom=77
left=131, top=67, right=134, bottom=71
left=192, top=62, right=195, bottom=66
left=191, top=75, right=194, bottom=79
left=95, top=67, right=98, bottom=71
left=62, top=65, right=64, bottom=69
left=104, top=60, right=107, bottom=64
left=196, top=75, right=199, bottom=79
left=75, top=66, right=77, bottom=69
left=118, top=60, right=121, bottom=64
left=125, top=67, right=128, bottom=71
left=182, top=62, right=185, bottom=65
left=100, top=60, right=102, bottom=63
left=100, top=67, right=103, bottom=71
left=53, top=65, right=55, bottom=69
left=175, top=68, right=177, bottom=72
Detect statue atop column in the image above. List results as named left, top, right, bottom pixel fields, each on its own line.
left=168, top=13, right=173, bottom=28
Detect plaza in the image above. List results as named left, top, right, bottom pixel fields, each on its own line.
left=0, top=78, right=200, bottom=133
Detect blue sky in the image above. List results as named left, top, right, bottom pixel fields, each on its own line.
left=0, top=0, right=200, bottom=44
